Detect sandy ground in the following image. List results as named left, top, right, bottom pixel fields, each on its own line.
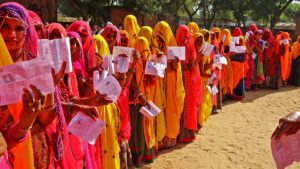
left=140, top=86, right=300, bottom=169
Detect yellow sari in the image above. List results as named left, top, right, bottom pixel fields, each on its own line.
left=0, top=33, right=35, bottom=169
left=193, top=33, right=212, bottom=127
left=138, top=26, right=166, bottom=143
left=153, top=21, right=185, bottom=139
left=95, top=35, right=120, bottom=169
left=124, top=15, right=140, bottom=47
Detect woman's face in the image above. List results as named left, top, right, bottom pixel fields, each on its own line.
left=255, top=33, right=262, bottom=40
left=120, top=36, right=128, bottom=47
left=195, top=36, right=203, bottom=52
left=70, top=38, right=80, bottom=56
left=156, top=35, right=165, bottom=51
left=204, top=33, right=209, bottom=41
left=105, top=30, right=117, bottom=47
left=0, top=18, right=26, bottom=52
left=49, top=28, right=62, bottom=40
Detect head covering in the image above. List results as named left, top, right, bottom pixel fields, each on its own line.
left=0, top=2, right=38, bottom=60
left=93, top=34, right=110, bottom=65
left=192, top=32, right=204, bottom=43
left=282, top=32, right=290, bottom=39
left=47, top=23, right=67, bottom=38
left=153, top=21, right=177, bottom=47
left=120, top=30, right=129, bottom=47
left=248, top=23, right=258, bottom=33
left=199, top=29, right=211, bottom=43
left=211, top=27, right=221, bottom=34
left=262, top=29, right=274, bottom=41
left=232, top=27, right=243, bottom=37
left=134, top=36, right=150, bottom=61
left=187, top=22, right=200, bottom=34
left=67, top=31, right=88, bottom=78
left=138, top=26, right=158, bottom=54
left=219, top=29, right=231, bottom=46
left=100, top=23, right=121, bottom=46
left=124, top=15, right=140, bottom=47
left=0, top=2, right=37, bottom=168
left=67, top=21, right=96, bottom=70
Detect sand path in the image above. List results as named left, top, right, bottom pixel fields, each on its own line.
left=141, top=86, right=300, bottom=169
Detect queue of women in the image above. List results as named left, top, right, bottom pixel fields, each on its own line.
left=0, top=2, right=300, bottom=169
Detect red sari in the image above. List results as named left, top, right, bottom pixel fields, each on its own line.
left=176, top=25, right=202, bottom=142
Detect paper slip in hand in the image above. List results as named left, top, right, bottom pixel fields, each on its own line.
left=139, top=101, right=161, bottom=119
left=68, top=112, right=106, bottom=145
left=279, top=39, right=289, bottom=45
left=112, top=46, right=134, bottom=60
left=102, top=55, right=115, bottom=74
left=271, top=130, right=300, bottom=169
left=93, top=73, right=122, bottom=103
left=201, top=42, right=215, bottom=56
left=207, top=85, right=219, bottom=95
left=235, top=46, right=247, bottom=53
left=0, top=60, right=55, bottom=106
left=145, top=61, right=166, bottom=78
left=37, top=38, right=72, bottom=73
left=115, top=56, right=130, bottom=73
left=214, top=54, right=227, bottom=65
left=167, top=46, right=185, bottom=60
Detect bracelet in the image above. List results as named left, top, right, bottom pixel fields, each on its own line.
left=68, top=102, right=74, bottom=114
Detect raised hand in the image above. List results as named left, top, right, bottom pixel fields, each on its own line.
left=51, top=61, right=67, bottom=86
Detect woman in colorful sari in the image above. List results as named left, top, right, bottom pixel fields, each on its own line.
left=187, top=22, right=200, bottom=34
left=49, top=23, right=111, bottom=169
left=129, top=37, right=156, bottom=166
left=219, top=29, right=234, bottom=99
left=101, top=23, right=142, bottom=169
left=67, top=21, right=97, bottom=76
left=124, top=15, right=140, bottom=47
left=0, top=2, right=58, bottom=168
left=289, top=35, right=300, bottom=86
left=231, top=36, right=247, bottom=100
left=193, top=33, right=213, bottom=127
left=176, top=25, right=201, bottom=142
left=153, top=21, right=185, bottom=148
left=138, top=26, right=159, bottom=55
left=281, top=32, right=292, bottom=86
left=138, top=25, right=166, bottom=150
left=262, top=29, right=275, bottom=88
left=244, top=31, right=255, bottom=90
left=251, top=30, right=265, bottom=90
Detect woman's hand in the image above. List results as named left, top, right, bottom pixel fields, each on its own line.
left=138, top=94, right=150, bottom=109
left=131, top=50, right=141, bottom=68
left=88, top=92, right=113, bottom=106
left=271, top=112, right=300, bottom=140
left=51, top=61, right=67, bottom=86
left=19, top=85, right=46, bottom=129
left=76, top=105, right=99, bottom=119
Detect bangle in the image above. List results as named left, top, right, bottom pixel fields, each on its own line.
left=68, top=102, right=74, bottom=114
